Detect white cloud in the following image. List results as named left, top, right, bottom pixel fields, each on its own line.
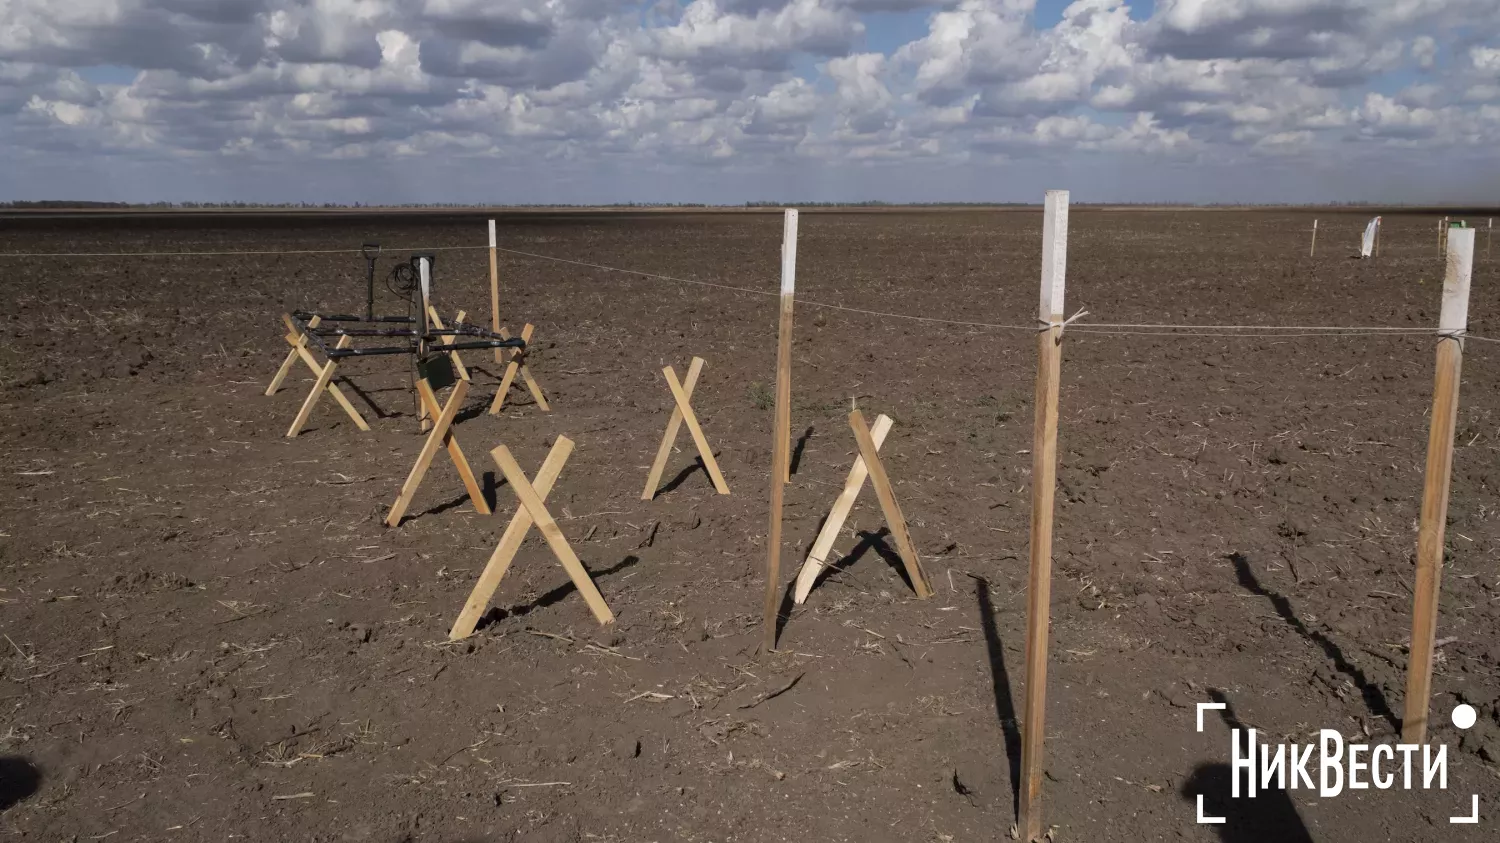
left=0, top=0, right=1498, bottom=202
left=645, top=0, right=863, bottom=70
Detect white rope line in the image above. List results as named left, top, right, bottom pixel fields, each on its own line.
left=1070, top=328, right=1439, bottom=339
left=491, top=246, right=786, bottom=301
left=495, top=245, right=1050, bottom=330
left=0, top=244, right=488, bottom=258
left=495, top=245, right=1481, bottom=340
left=783, top=299, right=1036, bottom=331
left=1080, top=321, right=1431, bottom=333
left=2, top=238, right=1491, bottom=344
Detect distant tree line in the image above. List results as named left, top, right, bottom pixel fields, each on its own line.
left=0, top=198, right=1453, bottom=210
left=0, top=200, right=723, bottom=209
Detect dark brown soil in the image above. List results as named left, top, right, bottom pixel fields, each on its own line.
left=2, top=208, right=1499, bottom=842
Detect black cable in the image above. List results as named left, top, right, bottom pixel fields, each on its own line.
left=385, top=262, right=419, bottom=301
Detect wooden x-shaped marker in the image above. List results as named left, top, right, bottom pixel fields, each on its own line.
left=792, top=412, right=893, bottom=603
left=641, top=357, right=730, bottom=499
left=488, top=324, right=550, bottom=413
left=267, top=313, right=322, bottom=395
left=420, top=307, right=471, bottom=430
left=449, top=436, right=601, bottom=638
left=385, top=377, right=491, bottom=526
left=482, top=441, right=615, bottom=625
left=426, top=306, right=471, bottom=382
left=285, top=330, right=369, bottom=438
left=795, top=409, right=932, bottom=601
left=271, top=314, right=370, bottom=436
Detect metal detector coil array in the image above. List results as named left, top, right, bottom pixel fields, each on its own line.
left=286, top=253, right=525, bottom=368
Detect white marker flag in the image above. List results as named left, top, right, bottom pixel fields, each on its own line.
left=1360, top=217, right=1381, bottom=258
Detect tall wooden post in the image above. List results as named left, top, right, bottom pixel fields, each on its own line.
left=489, top=219, right=501, bottom=364
left=1402, top=225, right=1473, bottom=744
left=1487, top=218, right=1493, bottom=260
left=762, top=209, right=798, bottom=652
left=1310, top=219, right=1318, bottom=257
left=1019, top=190, right=1068, bottom=842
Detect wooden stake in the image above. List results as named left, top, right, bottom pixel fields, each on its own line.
left=1019, top=189, right=1068, bottom=842
left=385, top=378, right=483, bottom=526
left=777, top=220, right=798, bottom=467
left=491, top=444, right=614, bottom=625
left=793, top=413, right=893, bottom=603
left=488, top=324, right=550, bottom=413
left=1310, top=219, right=1317, bottom=257
left=1401, top=224, right=1474, bottom=745
left=449, top=436, right=575, bottom=640
left=1376, top=217, right=1382, bottom=258
left=848, top=409, right=932, bottom=598
left=267, top=314, right=320, bottom=395
left=286, top=334, right=363, bottom=437
left=1487, top=218, right=1492, bottom=260
left=489, top=220, right=502, bottom=365
left=762, top=208, right=797, bottom=652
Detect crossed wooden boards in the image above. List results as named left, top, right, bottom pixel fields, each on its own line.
left=451, top=357, right=730, bottom=636
left=489, top=323, right=550, bottom=414
left=419, top=309, right=551, bottom=428
left=792, top=409, right=932, bottom=603
left=268, top=314, right=371, bottom=438
left=642, top=357, right=730, bottom=499
left=269, top=309, right=548, bottom=438
left=449, top=436, right=613, bottom=638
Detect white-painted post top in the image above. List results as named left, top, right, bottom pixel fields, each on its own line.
left=418, top=256, right=432, bottom=308
left=488, top=220, right=497, bottom=249
left=1039, top=190, right=1069, bottom=320
left=781, top=209, right=798, bottom=296
left=1441, top=227, right=1474, bottom=333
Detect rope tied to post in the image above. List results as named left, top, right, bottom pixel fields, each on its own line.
left=1038, top=309, right=1090, bottom=336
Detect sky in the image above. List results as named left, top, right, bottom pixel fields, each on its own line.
left=2, top=0, right=1499, bottom=205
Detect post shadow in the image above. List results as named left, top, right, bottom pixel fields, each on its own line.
left=336, top=375, right=392, bottom=418
left=772, top=528, right=907, bottom=645
left=1181, top=690, right=1314, bottom=843
left=789, top=425, right=814, bottom=476
left=773, top=579, right=798, bottom=644
left=654, top=456, right=715, bottom=498
left=0, top=757, right=40, bottom=810
left=975, top=578, right=1023, bottom=820
left=1227, top=552, right=1396, bottom=730
left=475, top=555, right=641, bottom=629
left=835, top=529, right=913, bottom=591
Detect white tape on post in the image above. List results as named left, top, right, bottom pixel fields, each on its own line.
left=781, top=209, right=798, bottom=295
left=1040, top=190, right=1069, bottom=320
left=488, top=219, right=497, bottom=249
left=418, top=256, right=432, bottom=310
left=1441, top=227, right=1474, bottom=334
